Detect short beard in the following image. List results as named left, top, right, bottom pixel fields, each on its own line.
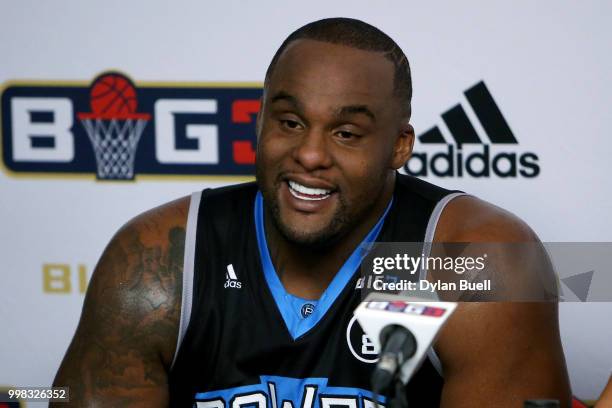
left=255, top=167, right=351, bottom=249
left=266, top=186, right=351, bottom=249
left=255, top=156, right=392, bottom=249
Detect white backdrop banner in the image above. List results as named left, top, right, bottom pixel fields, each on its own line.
left=0, top=0, right=610, bottom=403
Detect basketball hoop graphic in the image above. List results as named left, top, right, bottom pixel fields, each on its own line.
left=78, top=73, right=151, bottom=180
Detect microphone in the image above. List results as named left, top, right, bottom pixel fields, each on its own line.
left=354, top=294, right=457, bottom=388
left=371, top=325, right=417, bottom=394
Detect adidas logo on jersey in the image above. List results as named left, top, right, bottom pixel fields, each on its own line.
left=404, top=81, right=540, bottom=178
left=224, top=264, right=242, bottom=289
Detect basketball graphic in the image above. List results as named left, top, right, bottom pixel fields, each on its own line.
left=77, top=72, right=151, bottom=180
left=89, top=74, right=138, bottom=118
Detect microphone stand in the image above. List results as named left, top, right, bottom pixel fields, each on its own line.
left=372, top=325, right=416, bottom=408
left=390, top=378, right=409, bottom=408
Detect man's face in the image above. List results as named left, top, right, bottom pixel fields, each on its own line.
left=256, top=39, right=412, bottom=247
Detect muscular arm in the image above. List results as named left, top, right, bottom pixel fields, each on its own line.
left=433, top=196, right=571, bottom=407
left=52, top=197, right=189, bottom=407
left=596, top=374, right=612, bottom=407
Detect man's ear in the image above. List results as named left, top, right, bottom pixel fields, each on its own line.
left=391, top=123, right=414, bottom=169
left=255, top=98, right=263, bottom=138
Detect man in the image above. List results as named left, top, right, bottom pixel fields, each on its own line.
left=53, top=18, right=571, bottom=407
left=597, top=374, right=612, bottom=407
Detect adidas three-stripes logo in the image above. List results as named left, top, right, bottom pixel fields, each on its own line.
left=404, top=81, right=540, bottom=178
left=224, top=264, right=242, bottom=289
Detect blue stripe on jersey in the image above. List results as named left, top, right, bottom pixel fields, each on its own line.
left=194, top=375, right=386, bottom=408
left=254, top=191, right=392, bottom=340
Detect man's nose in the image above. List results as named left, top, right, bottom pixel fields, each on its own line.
left=291, top=129, right=333, bottom=171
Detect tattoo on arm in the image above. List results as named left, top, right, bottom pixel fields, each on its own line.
left=53, top=211, right=186, bottom=407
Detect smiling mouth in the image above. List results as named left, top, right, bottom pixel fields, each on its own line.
left=287, top=180, right=333, bottom=201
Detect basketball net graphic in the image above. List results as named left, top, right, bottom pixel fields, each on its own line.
left=78, top=73, right=150, bottom=180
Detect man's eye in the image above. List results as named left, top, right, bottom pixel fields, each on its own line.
left=337, top=130, right=358, bottom=139
left=280, top=120, right=302, bottom=130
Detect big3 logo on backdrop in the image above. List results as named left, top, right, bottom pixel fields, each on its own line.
left=1, top=72, right=261, bottom=180
left=0, top=72, right=539, bottom=180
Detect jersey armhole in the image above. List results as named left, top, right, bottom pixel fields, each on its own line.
left=171, top=190, right=202, bottom=368
left=419, top=191, right=467, bottom=377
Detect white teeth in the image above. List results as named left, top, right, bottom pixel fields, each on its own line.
left=288, top=180, right=331, bottom=201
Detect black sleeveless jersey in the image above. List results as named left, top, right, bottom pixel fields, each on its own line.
left=168, top=174, right=463, bottom=407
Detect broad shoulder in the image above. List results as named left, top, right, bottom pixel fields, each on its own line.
left=429, top=195, right=570, bottom=405
left=85, top=195, right=191, bottom=364
left=52, top=195, right=192, bottom=405
left=118, top=195, right=191, bottom=244
left=434, top=194, right=538, bottom=243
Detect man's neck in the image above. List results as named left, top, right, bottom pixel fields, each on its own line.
left=264, top=175, right=396, bottom=300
